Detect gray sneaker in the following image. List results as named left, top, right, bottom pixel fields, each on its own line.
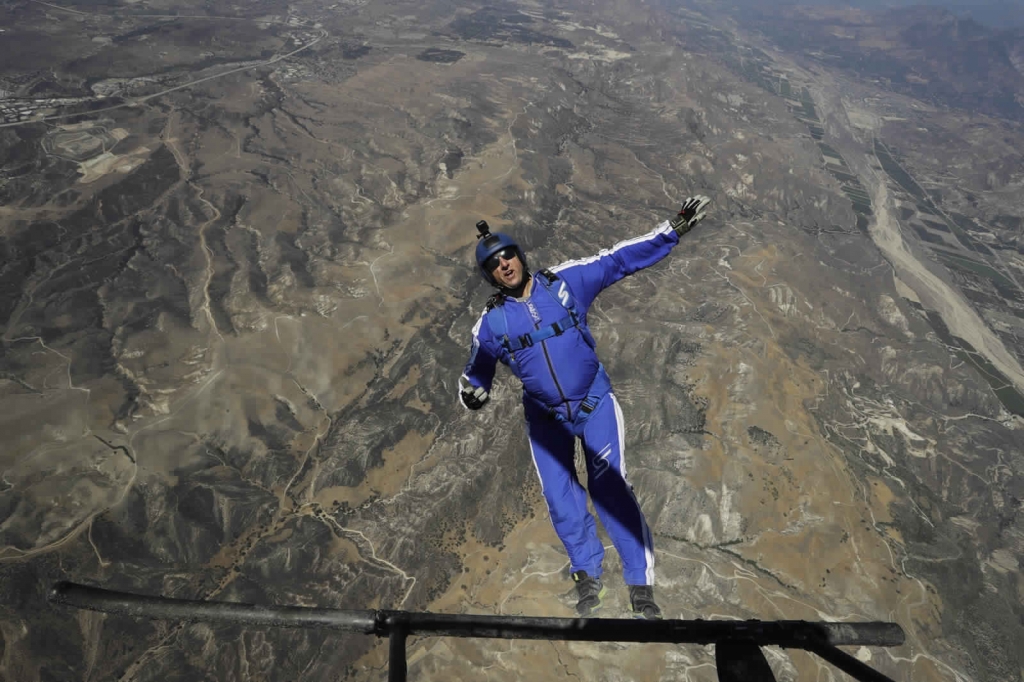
left=571, top=570, right=606, bottom=617
left=629, top=585, right=663, bottom=620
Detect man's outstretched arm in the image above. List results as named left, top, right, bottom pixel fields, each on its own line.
left=552, top=195, right=712, bottom=310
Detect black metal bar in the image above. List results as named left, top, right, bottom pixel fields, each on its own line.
left=806, top=642, right=899, bottom=682
left=388, top=625, right=408, bottom=682
left=368, top=610, right=904, bottom=649
left=50, top=583, right=902, bottom=648
left=49, top=581, right=906, bottom=682
left=49, top=582, right=377, bottom=634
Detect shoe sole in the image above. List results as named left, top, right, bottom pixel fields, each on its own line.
left=631, top=611, right=663, bottom=620
left=631, top=602, right=663, bottom=620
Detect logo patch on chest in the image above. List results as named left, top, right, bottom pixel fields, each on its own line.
left=526, top=301, right=541, bottom=323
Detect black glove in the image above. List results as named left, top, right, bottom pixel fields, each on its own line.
left=671, top=195, right=711, bottom=236
left=459, top=375, right=489, bottom=410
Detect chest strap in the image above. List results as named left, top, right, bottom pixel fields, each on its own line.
left=503, top=311, right=580, bottom=352
left=486, top=269, right=595, bottom=374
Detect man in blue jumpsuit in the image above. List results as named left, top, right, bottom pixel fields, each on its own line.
left=459, top=196, right=711, bottom=619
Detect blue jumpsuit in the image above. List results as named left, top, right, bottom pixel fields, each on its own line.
left=460, top=221, right=680, bottom=586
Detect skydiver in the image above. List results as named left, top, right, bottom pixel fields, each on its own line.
left=458, top=196, right=712, bottom=619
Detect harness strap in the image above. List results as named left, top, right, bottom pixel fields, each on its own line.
left=485, top=268, right=595, bottom=375
left=505, top=312, right=579, bottom=351
left=527, top=364, right=612, bottom=426
left=578, top=365, right=611, bottom=420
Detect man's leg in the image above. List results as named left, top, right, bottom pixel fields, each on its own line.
left=579, top=393, right=656, bottom=587
left=525, top=411, right=605, bottom=579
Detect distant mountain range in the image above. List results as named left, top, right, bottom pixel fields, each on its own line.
left=881, top=2, right=1022, bottom=29
left=940, top=2, right=1024, bottom=29
left=735, top=3, right=1024, bottom=121
left=728, top=1, right=1024, bottom=29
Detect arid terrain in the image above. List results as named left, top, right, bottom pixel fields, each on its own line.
left=1, top=0, right=1022, bottom=680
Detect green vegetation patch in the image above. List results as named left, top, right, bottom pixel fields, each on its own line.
left=417, top=48, right=465, bottom=63
left=963, top=288, right=1002, bottom=308
left=874, top=144, right=926, bottom=199
left=993, top=386, right=1024, bottom=416
left=950, top=212, right=984, bottom=234
left=937, top=253, right=1016, bottom=289
left=956, top=337, right=978, bottom=353
left=916, top=326, right=1024, bottom=416
left=817, top=142, right=839, bottom=157
left=830, top=170, right=858, bottom=184
left=450, top=9, right=574, bottom=48
left=995, top=281, right=1024, bottom=305
left=950, top=338, right=1024, bottom=416
left=941, top=219, right=971, bottom=242
left=994, top=214, right=1022, bottom=230
left=342, top=44, right=372, bottom=59
left=912, top=224, right=945, bottom=244
left=954, top=348, right=1001, bottom=382
left=925, top=311, right=955, bottom=345
left=952, top=348, right=1024, bottom=416
left=921, top=219, right=949, bottom=233
left=740, top=60, right=778, bottom=94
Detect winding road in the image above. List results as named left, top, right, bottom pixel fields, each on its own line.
left=0, top=5, right=327, bottom=129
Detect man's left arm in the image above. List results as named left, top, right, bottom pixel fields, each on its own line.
left=551, top=196, right=711, bottom=309
left=550, top=222, right=676, bottom=309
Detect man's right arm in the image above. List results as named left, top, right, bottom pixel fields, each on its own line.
left=459, top=311, right=499, bottom=410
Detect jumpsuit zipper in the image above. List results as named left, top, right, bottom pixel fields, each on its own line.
left=537, top=321, right=571, bottom=420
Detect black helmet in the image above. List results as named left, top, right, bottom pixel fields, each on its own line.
left=475, top=221, right=528, bottom=288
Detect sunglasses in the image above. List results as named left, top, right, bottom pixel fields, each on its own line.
left=484, top=247, right=518, bottom=272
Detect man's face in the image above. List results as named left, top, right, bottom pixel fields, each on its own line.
left=487, top=247, right=524, bottom=289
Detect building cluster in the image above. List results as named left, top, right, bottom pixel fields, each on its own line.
left=90, top=76, right=161, bottom=99
left=0, top=97, right=91, bottom=124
